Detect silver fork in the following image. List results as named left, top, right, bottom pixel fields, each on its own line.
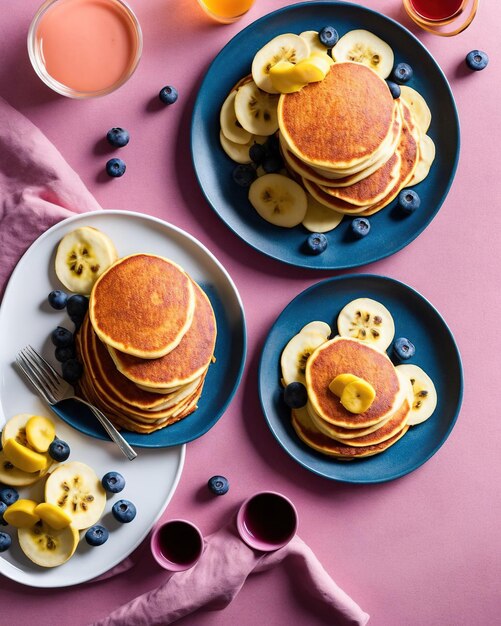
left=16, top=345, right=137, bottom=461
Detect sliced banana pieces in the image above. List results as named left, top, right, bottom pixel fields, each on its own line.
left=281, top=321, right=331, bottom=386
left=396, top=364, right=437, bottom=425
left=299, top=30, right=330, bottom=55
left=399, top=86, right=432, bottom=134
left=248, top=173, right=308, bottom=227
left=18, top=521, right=79, bottom=568
left=332, top=29, right=394, bottom=79
left=337, top=298, right=395, bottom=352
left=220, top=90, right=252, bottom=144
left=220, top=130, right=266, bottom=164
left=234, top=81, right=280, bottom=136
left=252, top=33, right=310, bottom=94
left=55, top=226, right=118, bottom=295
left=44, top=461, right=106, bottom=530
left=409, top=134, right=436, bottom=186
left=0, top=450, right=45, bottom=487
left=1, top=413, right=52, bottom=475
left=302, top=194, right=343, bottom=233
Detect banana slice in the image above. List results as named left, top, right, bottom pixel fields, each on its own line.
left=25, top=416, right=56, bottom=453
left=18, top=521, right=79, bottom=568
left=337, top=298, right=395, bottom=352
left=409, top=134, right=436, bottom=186
left=281, top=321, right=331, bottom=386
left=269, top=53, right=333, bottom=93
left=340, top=378, right=376, bottom=414
left=249, top=173, right=307, bottom=227
left=332, top=30, right=394, bottom=78
left=252, top=33, right=310, bottom=94
left=220, top=90, right=252, bottom=144
left=2, top=439, right=48, bottom=474
left=220, top=130, right=267, bottom=164
left=0, top=450, right=44, bottom=487
left=44, top=461, right=106, bottom=530
left=299, top=31, right=330, bottom=55
left=3, top=499, right=40, bottom=528
left=234, top=81, right=279, bottom=136
left=35, top=503, right=72, bottom=530
left=1, top=413, right=52, bottom=473
left=302, top=194, right=343, bottom=233
left=395, top=364, right=437, bottom=425
left=55, top=226, right=118, bottom=295
left=328, top=373, right=360, bottom=397
left=399, top=86, right=432, bottom=134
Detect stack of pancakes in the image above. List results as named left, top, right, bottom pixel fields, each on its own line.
left=75, top=253, right=217, bottom=434
left=278, top=62, right=424, bottom=217
left=292, top=337, right=411, bottom=459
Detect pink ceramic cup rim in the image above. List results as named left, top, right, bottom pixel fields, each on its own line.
left=236, top=491, right=298, bottom=552
left=150, top=519, right=204, bottom=572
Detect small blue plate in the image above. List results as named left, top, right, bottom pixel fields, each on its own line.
left=191, top=1, right=460, bottom=269
left=258, top=275, right=463, bottom=482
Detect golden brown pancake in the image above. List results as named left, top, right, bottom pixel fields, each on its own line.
left=278, top=62, right=395, bottom=171
left=305, top=337, right=400, bottom=429
left=89, top=254, right=195, bottom=359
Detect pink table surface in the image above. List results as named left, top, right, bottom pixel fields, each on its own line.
left=1, top=1, right=500, bottom=624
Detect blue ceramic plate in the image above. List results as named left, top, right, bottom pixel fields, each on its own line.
left=0, top=211, right=246, bottom=448
left=191, top=1, right=459, bottom=269
left=258, top=275, right=463, bottom=482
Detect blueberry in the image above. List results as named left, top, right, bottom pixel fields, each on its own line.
left=112, top=499, right=137, bottom=523
left=106, top=158, right=126, bottom=178
left=249, top=142, right=266, bottom=165
left=0, top=488, right=19, bottom=506
left=306, top=232, right=328, bottom=255
left=207, top=475, right=229, bottom=496
left=398, top=189, right=421, bottom=215
left=0, top=532, right=11, bottom=552
left=85, top=524, right=109, bottom=546
left=66, top=294, right=88, bottom=324
left=0, top=502, right=8, bottom=525
left=55, top=345, right=76, bottom=363
left=393, top=337, right=416, bottom=360
left=392, top=62, right=413, bottom=83
left=51, top=326, right=74, bottom=348
left=48, top=290, right=68, bottom=310
left=101, top=471, right=126, bottom=494
left=62, top=358, right=83, bottom=383
left=232, top=164, right=257, bottom=187
left=262, top=153, right=283, bottom=174
left=48, top=438, right=71, bottom=462
left=159, top=85, right=178, bottom=105
left=465, top=50, right=488, bottom=71
left=318, top=25, right=339, bottom=48
left=351, top=217, right=371, bottom=238
left=264, top=134, right=280, bottom=156
left=386, top=80, right=401, bottom=99
left=106, top=127, right=130, bottom=148
left=283, top=382, right=308, bottom=409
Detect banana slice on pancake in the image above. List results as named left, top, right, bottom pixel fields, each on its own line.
left=252, top=33, right=310, bottom=94
left=55, top=226, right=118, bottom=295
left=220, top=90, right=252, bottom=144
left=281, top=321, right=331, bottom=386
left=395, top=364, right=437, bottom=425
left=302, top=194, right=344, bottom=233
left=18, top=521, right=79, bottom=568
left=399, top=86, right=432, bottom=134
left=332, top=29, right=394, bottom=79
left=248, top=173, right=307, bottom=227
left=337, top=298, right=395, bottom=352
left=234, top=81, right=279, bottom=136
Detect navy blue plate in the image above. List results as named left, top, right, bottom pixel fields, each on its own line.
left=191, top=1, right=460, bottom=269
left=258, top=275, right=463, bottom=482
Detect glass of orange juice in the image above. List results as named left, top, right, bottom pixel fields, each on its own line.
left=197, top=0, right=256, bottom=23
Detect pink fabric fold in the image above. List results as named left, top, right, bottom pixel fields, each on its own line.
left=0, top=96, right=101, bottom=298
left=91, top=523, right=369, bottom=626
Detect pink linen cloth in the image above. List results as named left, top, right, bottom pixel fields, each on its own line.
left=0, top=95, right=101, bottom=298
left=91, top=523, right=369, bottom=626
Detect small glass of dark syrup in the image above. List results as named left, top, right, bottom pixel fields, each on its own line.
left=150, top=519, right=204, bottom=572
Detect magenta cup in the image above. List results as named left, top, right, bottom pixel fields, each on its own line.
left=236, top=491, right=298, bottom=552
left=150, top=519, right=204, bottom=572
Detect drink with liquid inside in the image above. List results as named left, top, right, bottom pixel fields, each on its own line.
left=197, top=0, right=255, bottom=23
left=409, top=0, right=463, bottom=21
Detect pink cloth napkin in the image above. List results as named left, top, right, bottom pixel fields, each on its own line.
left=91, top=523, right=369, bottom=626
left=0, top=96, right=101, bottom=298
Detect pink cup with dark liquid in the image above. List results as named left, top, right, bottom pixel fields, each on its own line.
left=236, top=491, right=298, bottom=552
left=150, top=519, right=204, bottom=572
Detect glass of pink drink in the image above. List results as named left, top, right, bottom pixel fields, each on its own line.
left=402, top=0, right=479, bottom=36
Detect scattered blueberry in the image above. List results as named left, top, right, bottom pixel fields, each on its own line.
left=398, top=189, right=421, bottom=215
left=85, top=525, right=110, bottom=546
left=112, top=499, right=137, bottom=523
left=0, top=488, right=19, bottom=506
left=465, top=50, right=488, bottom=71
left=392, top=62, right=413, bottom=83
left=102, top=471, right=126, bottom=494
left=319, top=25, right=339, bottom=48
left=159, top=85, right=178, bottom=105
left=0, top=502, right=8, bottom=525
left=62, top=358, right=83, bottom=383
left=48, top=290, right=68, bottom=310
left=51, top=326, right=74, bottom=348
left=55, top=345, right=76, bottom=363
left=48, top=438, right=71, bottom=462
left=66, top=294, right=89, bottom=325
left=249, top=142, right=266, bottom=165
left=0, top=532, right=11, bottom=552
left=351, top=217, right=371, bottom=238
left=232, top=163, right=257, bottom=187
left=265, top=134, right=280, bottom=156
left=386, top=80, right=401, bottom=99
left=306, top=232, right=328, bottom=255
left=283, top=381, right=308, bottom=409
left=207, top=475, right=229, bottom=496
left=106, top=158, right=126, bottom=178
left=106, top=127, right=130, bottom=148
left=393, top=337, right=416, bottom=360
left=262, top=153, right=283, bottom=173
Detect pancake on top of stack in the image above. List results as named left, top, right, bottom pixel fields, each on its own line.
left=76, top=253, right=217, bottom=434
